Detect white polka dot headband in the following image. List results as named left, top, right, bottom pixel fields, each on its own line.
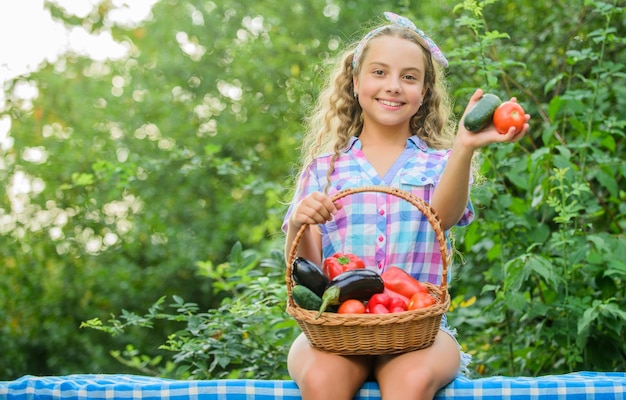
left=352, top=11, right=448, bottom=69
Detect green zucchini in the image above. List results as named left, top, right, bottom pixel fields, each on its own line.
left=463, top=93, right=502, bottom=132
left=292, top=284, right=323, bottom=311
left=292, top=257, right=329, bottom=297
left=316, top=269, right=384, bottom=318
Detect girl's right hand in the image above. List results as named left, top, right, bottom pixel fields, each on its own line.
left=289, top=192, right=342, bottom=229
left=457, top=89, right=530, bottom=150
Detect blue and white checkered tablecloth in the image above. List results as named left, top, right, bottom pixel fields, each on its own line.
left=1, top=371, right=625, bottom=399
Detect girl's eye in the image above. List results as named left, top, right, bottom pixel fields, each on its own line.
left=373, top=70, right=385, bottom=76
left=404, top=74, right=417, bottom=80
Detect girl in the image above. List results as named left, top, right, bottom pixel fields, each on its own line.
left=282, top=12, right=529, bottom=400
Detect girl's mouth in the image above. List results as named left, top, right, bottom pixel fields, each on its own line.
left=378, top=99, right=404, bottom=107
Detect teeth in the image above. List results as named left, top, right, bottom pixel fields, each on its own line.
left=379, top=99, right=402, bottom=107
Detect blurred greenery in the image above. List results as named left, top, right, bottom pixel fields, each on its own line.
left=1, top=0, right=624, bottom=380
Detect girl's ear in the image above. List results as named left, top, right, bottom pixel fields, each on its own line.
left=420, top=86, right=429, bottom=105
left=353, top=76, right=359, bottom=94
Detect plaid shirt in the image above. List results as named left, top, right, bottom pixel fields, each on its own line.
left=283, top=135, right=474, bottom=285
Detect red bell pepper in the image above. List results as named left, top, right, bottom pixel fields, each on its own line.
left=383, top=288, right=409, bottom=308
left=389, top=296, right=407, bottom=312
left=322, top=252, right=365, bottom=280
left=365, top=292, right=407, bottom=314
left=368, top=292, right=391, bottom=309
left=367, top=303, right=390, bottom=314
left=381, top=266, right=429, bottom=299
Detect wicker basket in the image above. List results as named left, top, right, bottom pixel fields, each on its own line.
left=285, top=185, right=451, bottom=355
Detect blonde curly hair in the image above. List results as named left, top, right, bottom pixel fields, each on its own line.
left=297, top=24, right=457, bottom=193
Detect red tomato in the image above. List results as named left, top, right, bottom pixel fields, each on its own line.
left=408, top=292, right=436, bottom=310
left=493, top=101, right=526, bottom=134
left=337, top=299, right=366, bottom=314
left=369, top=303, right=390, bottom=314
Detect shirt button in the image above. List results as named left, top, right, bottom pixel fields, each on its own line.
left=335, top=184, right=342, bottom=190
left=379, top=209, right=385, bottom=216
left=378, top=235, right=384, bottom=242
left=377, top=262, right=383, bottom=269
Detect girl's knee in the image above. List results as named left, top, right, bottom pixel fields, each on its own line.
left=288, top=334, right=372, bottom=399
left=405, top=368, right=438, bottom=393
left=295, top=364, right=369, bottom=399
left=374, top=337, right=460, bottom=399
left=378, top=367, right=440, bottom=399
left=386, top=366, right=436, bottom=388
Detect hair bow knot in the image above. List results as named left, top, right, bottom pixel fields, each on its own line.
left=352, top=11, right=448, bottom=69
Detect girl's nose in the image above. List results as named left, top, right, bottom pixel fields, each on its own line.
left=387, top=77, right=401, bottom=94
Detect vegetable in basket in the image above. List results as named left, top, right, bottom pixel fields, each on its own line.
left=381, top=266, right=430, bottom=299
left=389, top=296, right=408, bottom=312
left=408, top=291, right=436, bottom=310
left=292, top=284, right=323, bottom=310
left=292, top=256, right=330, bottom=297
left=383, top=287, right=410, bottom=308
left=337, top=299, right=366, bottom=314
left=316, top=269, right=384, bottom=318
left=367, top=292, right=392, bottom=311
left=365, top=292, right=408, bottom=314
left=322, top=252, right=365, bottom=280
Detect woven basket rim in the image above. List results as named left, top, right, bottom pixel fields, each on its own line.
left=286, top=286, right=450, bottom=326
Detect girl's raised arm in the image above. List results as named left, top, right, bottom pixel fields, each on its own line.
left=431, top=89, right=529, bottom=229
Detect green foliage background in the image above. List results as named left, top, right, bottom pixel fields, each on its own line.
left=1, top=0, right=624, bottom=380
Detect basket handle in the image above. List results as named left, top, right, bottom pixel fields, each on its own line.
left=285, top=185, right=449, bottom=301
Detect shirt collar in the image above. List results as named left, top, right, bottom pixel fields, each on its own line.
left=407, top=135, right=430, bottom=151
left=345, top=135, right=426, bottom=152
left=345, top=136, right=360, bottom=151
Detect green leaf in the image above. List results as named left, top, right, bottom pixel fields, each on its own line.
left=504, top=291, right=528, bottom=312
left=544, top=73, right=565, bottom=94
left=504, top=257, right=526, bottom=292
left=230, top=241, right=243, bottom=265
left=576, top=305, right=597, bottom=347
left=604, top=259, right=626, bottom=279
left=71, top=172, right=94, bottom=186
left=548, top=96, right=563, bottom=120
left=481, top=284, right=500, bottom=294
left=504, top=158, right=529, bottom=190
left=525, top=255, right=560, bottom=291
left=594, top=168, right=619, bottom=198
left=600, top=302, right=626, bottom=321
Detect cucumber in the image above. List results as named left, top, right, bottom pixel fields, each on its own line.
left=316, top=269, right=384, bottom=318
left=463, top=93, right=502, bottom=132
left=292, top=284, right=323, bottom=311
left=292, top=257, right=329, bottom=297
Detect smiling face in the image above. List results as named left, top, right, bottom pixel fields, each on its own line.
left=353, top=34, right=428, bottom=136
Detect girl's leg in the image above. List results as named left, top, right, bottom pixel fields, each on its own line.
left=288, top=332, right=372, bottom=400
left=373, top=330, right=460, bottom=400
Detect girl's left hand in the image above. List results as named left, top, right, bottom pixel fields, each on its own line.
left=458, top=88, right=530, bottom=150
